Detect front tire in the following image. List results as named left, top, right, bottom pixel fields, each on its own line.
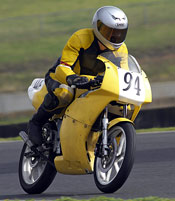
left=19, top=144, right=57, bottom=194
left=94, top=122, right=136, bottom=193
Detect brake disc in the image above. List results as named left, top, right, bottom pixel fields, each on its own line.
left=98, top=138, right=117, bottom=173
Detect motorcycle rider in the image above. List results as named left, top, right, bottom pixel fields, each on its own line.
left=28, top=6, right=129, bottom=146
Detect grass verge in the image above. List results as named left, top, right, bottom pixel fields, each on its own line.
left=136, top=127, right=175, bottom=133
left=0, top=110, right=34, bottom=125
left=56, top=197, right=175, bottom=201
left=0, top=0, right=175, bottom=92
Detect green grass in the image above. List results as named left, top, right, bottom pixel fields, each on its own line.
left=54, top=197, right=175, bottom=201
left=0, top=136, right=21, bottom=141
left=0, top=111, right=34, bottom=125
left=136, top=127, right=175, bottom=133
left=0, top=0, right=175, bottom=92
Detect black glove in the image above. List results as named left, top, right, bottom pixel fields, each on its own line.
left=66, top=74, right=89, bottom=87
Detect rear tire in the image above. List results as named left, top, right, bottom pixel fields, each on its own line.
left=94, top=122, right=136, bottom=193
left=19, top=143, right=57, bottom=194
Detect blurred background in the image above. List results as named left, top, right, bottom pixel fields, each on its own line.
left=0, top=0, right=175, bottom=126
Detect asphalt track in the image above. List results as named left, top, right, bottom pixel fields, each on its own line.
left=0, top=131, right=175, bottom=200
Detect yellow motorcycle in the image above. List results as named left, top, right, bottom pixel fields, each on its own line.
left=19, top=51, right=152, bottom=194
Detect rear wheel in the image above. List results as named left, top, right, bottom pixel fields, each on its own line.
left=19, top=143, right=57, bottom=194
left=94, top=122, right=136, bottom=193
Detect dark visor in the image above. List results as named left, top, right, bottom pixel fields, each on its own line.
left=97, top=20, right=127, bottom=44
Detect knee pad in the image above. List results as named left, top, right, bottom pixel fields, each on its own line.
left=53, top=84, right=74, bottom=107
left=43, top=93, right=59, bottom=111
left=46, top=79, right=61, bottom=94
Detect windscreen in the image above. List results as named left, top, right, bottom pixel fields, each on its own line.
left=99, top=51, right=141, bottom=73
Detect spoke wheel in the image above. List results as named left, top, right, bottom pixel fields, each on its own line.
left=94, top=122, right=136, bottom=193
left=22, top=146, right=47, bottom=185
left=19, top=144, right=57, bottom=194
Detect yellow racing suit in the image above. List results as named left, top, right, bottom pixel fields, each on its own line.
left=43, top=28, right=128, bottom=113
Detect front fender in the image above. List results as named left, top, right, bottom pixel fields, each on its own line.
left=108, top=118, right=133, bottom=130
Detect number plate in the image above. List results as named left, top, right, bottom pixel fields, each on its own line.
left=118, top=68, right=145, bottom=106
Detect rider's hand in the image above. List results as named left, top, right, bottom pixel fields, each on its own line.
left=66, top=74, right=89, bottom=87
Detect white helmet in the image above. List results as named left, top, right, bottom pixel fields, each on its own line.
left=92, top=6, right=128, bottom=50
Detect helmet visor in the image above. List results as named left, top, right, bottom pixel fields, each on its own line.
left=97, top=20, right=128, bottom=44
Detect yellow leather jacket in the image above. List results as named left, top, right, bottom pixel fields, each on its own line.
left=46, top=28, right=128, bottom=85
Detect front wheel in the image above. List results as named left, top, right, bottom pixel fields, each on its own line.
left=94, top=122, right=136, bottom=193
left=18, top=144, right=57, bottom=194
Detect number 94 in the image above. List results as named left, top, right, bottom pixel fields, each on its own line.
left=123, top=72, right=141, bottom=96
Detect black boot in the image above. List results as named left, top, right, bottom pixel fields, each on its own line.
left=28, top=105, right=52, bottom=146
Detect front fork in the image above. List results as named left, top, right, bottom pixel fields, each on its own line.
left=101, top=104, right=128, bottom=156
left=102, top=107, right=109, bottom=156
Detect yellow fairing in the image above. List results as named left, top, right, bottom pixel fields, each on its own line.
left=30, top=81, right=74, bottom=113
left=54, top=92, right=112, bottom=174
left=142, top=71, right=152, bottom=104
left=54, top=54, right=152, bottom=174
left=32, top=84, right=48, bottom=110
left=54, top=58, right=121, bottom=174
